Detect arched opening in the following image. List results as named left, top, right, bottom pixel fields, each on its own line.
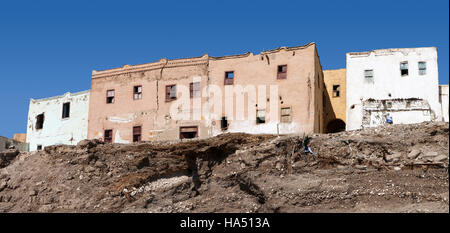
left=326, top=119, right=346, bottom=133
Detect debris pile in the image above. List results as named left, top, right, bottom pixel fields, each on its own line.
left=0, top=122, right=448, bottom=212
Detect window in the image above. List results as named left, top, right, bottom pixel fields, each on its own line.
left=418, top=62, right=426, bottom=75
left=221, top=116, right=228, bottom=130
left=36, top=114, right=44, bottom=130
left=62, top=102, right=70, bottom=118
left=106, top=90, right=115, bottom=104
left=190, top=82, right=201, bottom=98
left=37, top=145, right=42, bottom=151
left=256, top=109, right=266, bottom=124
left=133, top=126, right=142, bottom=142
left=224, top=71, right=234, bottom=85
left=179, top=126, right=198, bottom=139
left=277, top=65, right=287, bottom=79
left=281, top=107, right=292, bottom=123
left=104, top=130, right=113, bottom=143
left=133, top=86, right=142, bottom=100
left=364, top=69, right=374, bottom=83
left=400, top=62, right=408, bottom=76
left=166, top=85, right=177, bottom=101
left=386, top=101, right=392, bottom=108
left=332, top=85, right=340, bottom=97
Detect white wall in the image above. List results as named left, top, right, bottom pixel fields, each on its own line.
left=440, top=85, right=449, bottom=122
left=346, top=47, right=442, bottom=130
left=26, top=91, right=90, bottom=151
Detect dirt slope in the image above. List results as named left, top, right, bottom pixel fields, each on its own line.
left=0, top=122, right=448, bottom=213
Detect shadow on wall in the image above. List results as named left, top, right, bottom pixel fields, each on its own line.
left=326, top=119, right=346, bottom=133
left=322, top=84, right=344, bottom=133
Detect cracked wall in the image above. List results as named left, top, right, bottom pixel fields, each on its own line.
left=26, top=91, right=90, bottom=151
left=87, top=43, right=324, bottom=142
left=346, top=47, right=442, bottom=130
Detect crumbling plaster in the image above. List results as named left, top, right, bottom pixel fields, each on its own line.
left=346, top=47, right=442, bottom=130
left=26, top=90, right=90, bottom=151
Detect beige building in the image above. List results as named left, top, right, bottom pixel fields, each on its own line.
left=87, top=42, right=325, bottom=142
left=13, top=133, right=26, bottom=143
left=323, top=68, right=346, bottom=132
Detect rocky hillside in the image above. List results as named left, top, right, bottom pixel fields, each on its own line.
left=0, top=122, right=448, bottom=212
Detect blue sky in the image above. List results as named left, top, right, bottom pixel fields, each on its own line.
left=0, top=0, right=448, bottom=138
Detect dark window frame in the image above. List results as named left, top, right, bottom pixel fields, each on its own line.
left=106, top=89, right=115, bottom=104
left=189, top=82, right=201, bottom=98
left=62, top=102, right=70, bottom=119
left=277, top=65, right=287, bottom=79
left=224, top=71, right=234, bottom=85
left=165, top=84, right=177, bottom=102
left=36, top=113, right=44, bottom=130
left=179, top=126, right=199, bottom=139
left=280, top=107, right=292, bottom=123
left=221, top=116, right=228, bottom=130
left=133, top=126, right=142, bottom=142
left=133, top=85, right=142, bottom=100
left=256, top=109, right=266, bottom=124
left=418, top=61, right=426, bottom=75
left=332, top=85, right=340, bottom=97
left=400, top=61, right=409, bottom=76
left=104, top=129, right=113, bottom=143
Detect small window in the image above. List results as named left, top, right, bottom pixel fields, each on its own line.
left=256, top=109, right=266, bottom=124
left=418, top=62, right=426, bottom=75
left=106, top=90, right=115, bottom=104
left=133, top=126, right=142, bottom=142
left=386, top=101, right=392, bottom=108
left=332, top=85, right=340, bottom=97
left=36, top=113, right=44, bottom=130
left=281, top=107, right=292, bottom=123
left=277, top=65, right=287, bottom=79
left=221, top=116, right=228, bottom=130
left=62, top=102, right=70, bottom=118
left=104, top=130, right=113, bottom=143
left=190, top=82, right=201, bottom=98
left=364, top=69, right=374, bottom=83
left=133, top=86, right=142, bottom=100
left=224, top=71, right=234, bottom=85
left=180, top=126, right=198, bottom=139
left=166, top=85, right=177, bottom=101
left=400, top=62, right=408, bottom=76
left=37, top=145, right=42, bottom=151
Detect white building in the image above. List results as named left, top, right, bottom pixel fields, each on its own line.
left=26, top=90, right=90, bottom=151
left=346, top=47, right=442, bottom=130
left=439, top=85, right=449, bottom=122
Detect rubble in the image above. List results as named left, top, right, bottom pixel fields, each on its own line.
left=0, top=122, right=448, bottom=213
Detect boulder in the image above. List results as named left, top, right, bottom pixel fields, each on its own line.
left=433, top=155, right=448, bottom=162
left=0, top=180, right=7, bottom=192
left=385, top=152, right=402, bottom=162
left=407, top=150, right=421, bottom=159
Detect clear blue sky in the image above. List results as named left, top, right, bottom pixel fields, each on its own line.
left=0, top=0, right=448, bottom=138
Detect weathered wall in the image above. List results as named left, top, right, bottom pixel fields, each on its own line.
left=440, top=85, right=449, bottom=122
left=323, top=68, right=346, bottom=132
left=13, top=133, right=26, bottom=143
left=88, top=43, right=323, bottom=142
left=0, top=136, right=28, bottom=152
left=208, top=43, right=322, bottom=136
left=26, top=91, right=90, bottom=151
left=88, top=56, right=209, bottom=143
left=362, top=98, right=433, bottom=127
left=346, top=47, right=442, bottom=130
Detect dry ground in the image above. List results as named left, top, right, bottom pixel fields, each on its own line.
left=0, top=122, right=448, bottom=213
